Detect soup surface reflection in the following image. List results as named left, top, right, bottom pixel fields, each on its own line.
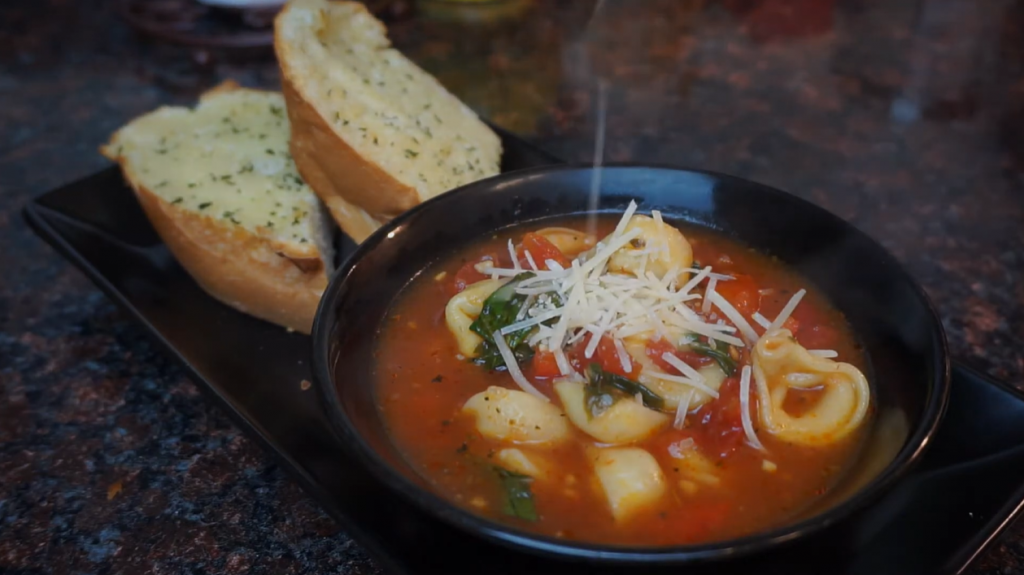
left=376, top=211, right=871, bottom=545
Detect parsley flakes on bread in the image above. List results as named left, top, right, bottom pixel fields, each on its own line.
left=102, top=82, right=334, bottom=333
left=275, top=0, right=502, bottom=242
left=102, top=0, right=504, bottom=332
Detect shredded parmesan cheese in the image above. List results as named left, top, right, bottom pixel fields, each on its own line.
left=660, top=352, right=705, bottom=383
left=491, top=330, right=547, bottom=401
left=767, top=289, right=806, bottom=334
left=553, top=347, right=574, bottom=377
left=524, top=250, right=539, bottom=271
left=673, top=389, right=694, bottom=430
left=453, top=205, right=831, bottom=465
left=701, top=277, right=718, bottom=314
left=687, top=268, right=734, bottom=281
left=709, top=291, right=760, bottom=343
left=612, top=338, right=632, bottom=374
left=613, top=200, right=639, bottom=238
left=508, top=239, right=521, bottom=272
left=668, top=437, right=696, bottom=458
left=644, top=370, right=719, bottom=398
left=739, top=365, right=765, bottom=451
left=751, top=311, right=771, bottom=329
left=500, top=307, right=562, bottom=335
left=679, top=266, right=712, bottom=295
left=583, top=328, right=604, bottom=359
left=514, top=294, right=536, bottom=323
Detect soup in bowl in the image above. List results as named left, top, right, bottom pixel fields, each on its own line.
left=313, top=165, right=948, bottom=563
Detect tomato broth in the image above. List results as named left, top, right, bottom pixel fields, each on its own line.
left=375, top=216, right=870, bottom=546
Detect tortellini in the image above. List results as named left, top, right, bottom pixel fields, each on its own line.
left=534, top=227, right=597, bottom=258
left=463, top=386, right=570, bottom=445
left=444, top=278, right=505, bottom=357
left=607, top=215, right=693, bottom=284
left=624, top=338, right=725, bottom=410
left=668, top=441, right=721, bottom=488
left=496, top=448, right=550, bottom=480
left=591, top=447, right=667, bottom=521
left=752, top=330, right=870, bottom=445
left=554, top=380, right=669, bottom=444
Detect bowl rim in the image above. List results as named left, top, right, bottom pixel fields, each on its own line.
left=311, top=163, right=951, bottom=564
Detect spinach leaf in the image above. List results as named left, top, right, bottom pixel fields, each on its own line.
left=585, top=363, right=665, bottom=416
left=689, top=339, right=737, bottom=376
left=494, top=466, right=537, bottom=521
left=470, top=272, right=534, bottom=340
left=470, top=272, right=536, bottom=370
left=474, top=339, right=534, bottom=371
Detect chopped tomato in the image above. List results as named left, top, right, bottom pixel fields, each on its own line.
left=530, top=350, right=562, bottom=379
left=596, top=335, right=635, bottom=376
left=646, top=338, right=714, bottom=372
left=567, top=335, right=636, bottom=377
left=715, top=274, right=760, bottom=316
left=696, top=376, right=745, bottom=458
left=518, top=233, right=571, bottom=271
left=451, top=256, right=493, bottom=294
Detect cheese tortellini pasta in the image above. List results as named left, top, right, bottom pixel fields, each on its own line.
left=607, top=214, right=693, bottom=284
left=444, top=278, right=505, bottom=358
left=554, top=380, right=669, bottom=444
left=669, top=441, right=721, bottom=489
left=534, top=227, right=597, bottom=258
left=496, top=448, right=551, bottom=480
left=752, top=330, right=870, bottom=445
left=591, top=447, right=667, bottom=521
left=463, top=386, right=571, bottom=445
left=624, top=338, right=725, bottom=410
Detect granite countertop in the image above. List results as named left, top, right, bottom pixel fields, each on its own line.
left=2, top=0, right=1023, bottom=572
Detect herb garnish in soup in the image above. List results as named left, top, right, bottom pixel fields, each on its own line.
left=376, top=202, right=872, bottom=545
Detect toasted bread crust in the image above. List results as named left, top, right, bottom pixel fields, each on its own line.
left=274, top=0, right=500, bottom=242
left=279, top=74, right=387, bottom=242
left=102, top=81, right=329, bottom=333
left=134, top=177, right=327, bottom=333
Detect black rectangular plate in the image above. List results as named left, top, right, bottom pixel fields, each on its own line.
left=24, top=127, right=1024, bottom=575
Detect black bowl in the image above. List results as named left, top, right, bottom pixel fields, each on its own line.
left=311, top=164, right=950, bottom=564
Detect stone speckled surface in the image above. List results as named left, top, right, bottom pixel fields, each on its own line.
left=2, top=0, right=1024, bottom=573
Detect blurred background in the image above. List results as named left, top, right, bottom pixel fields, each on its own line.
left=4, top=0, right=1022, bottom=374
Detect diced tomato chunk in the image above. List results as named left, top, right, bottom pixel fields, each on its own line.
left=518, top=233, right=571, bottom=271
left=451, top=256, right=493, bottom=294
left=646, top=338, right=713, bottom=373
left=596, top=335, right=635, bottom=376
left=530, top=350, right=562, bottom=379
left=696, top=376, right=745, bottom=458
left=567, top=335, right=636, bottom=377
left=715, top=274, right=760, bottom=316
left=681, top=350, right=716, bottom=368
